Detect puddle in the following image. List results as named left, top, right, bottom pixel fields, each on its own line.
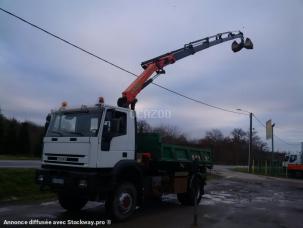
left=84, top=202, right=104, bottom=209
left=40, top=201, right=57, bottom=206
left=253, top=196, right=272, bottom=202
left=255, top=207, right=267, bottom=211
left=162, top=194, right=177, bottom=202
left=201, top=192, right=238, bottom=205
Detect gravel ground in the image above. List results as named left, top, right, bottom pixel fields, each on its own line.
left=0, top=165, right=302, bottom=228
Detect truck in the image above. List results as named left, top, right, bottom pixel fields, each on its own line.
left=36, top=31, right=253, bottom=220
left=283, top=151, right=303, bottom=178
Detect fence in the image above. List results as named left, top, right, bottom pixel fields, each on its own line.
left=252, top=160, right=287, bottom=177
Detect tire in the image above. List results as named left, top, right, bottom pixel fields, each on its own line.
left=177, top=175, right=204, bottom=206
left=106, top=182, right=137, bottom=221
left=58, top=192, right=88, bottom=212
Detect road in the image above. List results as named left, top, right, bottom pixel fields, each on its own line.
left=0, top=165, right=303, bottom=227
left=0, top=160, right=40, bottom=168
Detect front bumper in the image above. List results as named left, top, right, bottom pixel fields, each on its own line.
left=36, top=166, right=114, bottom=197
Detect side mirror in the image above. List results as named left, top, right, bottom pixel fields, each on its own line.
left=101, top=122, right=111, bottom=151
left=103, top=121, right=111, bottom=133
left=44, top=114, right=51, bottom=136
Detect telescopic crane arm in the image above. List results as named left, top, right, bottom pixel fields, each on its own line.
left=117, top=31, right=253, bottom=109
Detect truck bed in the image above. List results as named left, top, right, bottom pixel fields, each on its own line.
left=137, top=133, right=212, bottom=167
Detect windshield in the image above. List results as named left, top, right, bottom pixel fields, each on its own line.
left=46, top=110, right=102, bottom=137
left=284, top=155, right=289, bottom=162
left=289, top=155, right=297, bottom=163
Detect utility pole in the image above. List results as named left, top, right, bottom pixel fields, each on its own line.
left=271, top=123, right=275, bottom=161
left=192, top=158, right=199, bottom=227
left=237, top=109, right=253, bottom=173
left=249, top=112, right=253, bottom=173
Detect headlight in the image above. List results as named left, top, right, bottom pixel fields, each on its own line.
left=37, top=175, right=44, bottom=182
left=78, top=180, right=87, bottom=188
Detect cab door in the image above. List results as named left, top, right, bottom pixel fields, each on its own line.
left=97, top=108, right=135, bottom=168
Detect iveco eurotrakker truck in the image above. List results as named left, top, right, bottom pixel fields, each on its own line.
left=36, top=31, right=253, bottom=220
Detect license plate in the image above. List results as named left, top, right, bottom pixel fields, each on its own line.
left=52, top=178, right=64, bottom=184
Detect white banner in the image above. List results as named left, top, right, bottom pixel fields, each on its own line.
left=266, top=119, right=272, bottom=140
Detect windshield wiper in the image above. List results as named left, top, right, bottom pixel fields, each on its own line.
left=49, top=130, right=64, bottom=136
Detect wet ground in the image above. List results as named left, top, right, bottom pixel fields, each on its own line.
left=1, top=166, right=302, bottom=227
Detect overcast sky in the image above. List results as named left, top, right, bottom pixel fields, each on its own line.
left=0, top=0, right=302, bottom=152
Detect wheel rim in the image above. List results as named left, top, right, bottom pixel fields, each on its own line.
left=191, top=176, right=202, bottom=203
left=195, top=187, right=202, bottom=201
left=118, top=192, right=133, bottom=214
left=192, top=186, right=199, bottom=201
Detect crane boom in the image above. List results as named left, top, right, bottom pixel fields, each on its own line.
left=117, top=31, right=253, bottom=109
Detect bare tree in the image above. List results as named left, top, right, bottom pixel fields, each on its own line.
left=152, top=124, right=189, bottom=145
left=205, top=129, right=224, bottom=143
left=137, top=120, right=152, bottom=133
left=231, top=128, right=247, bottom=143
left=249, top=130, right=268, bottom=152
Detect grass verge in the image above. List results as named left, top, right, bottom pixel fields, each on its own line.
left=232, top=167, right=249, bottom=173
left=231, top=167, right=287, bottom=178
left=0, top=168, right=55, bottom=203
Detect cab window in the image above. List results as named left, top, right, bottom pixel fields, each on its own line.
left=104, top=109, right=127, bottom=137
left=101, top=109, right=127, bottom=151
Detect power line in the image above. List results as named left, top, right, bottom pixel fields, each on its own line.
left=0, top=7, right=247, bottom=116
left=253, top=114, right=266, bottom=128
left=274, top=135, right=300, bottom=147
left=149, top=83, right=248, bottom=115
left=0, top=8, right=136, bottom=77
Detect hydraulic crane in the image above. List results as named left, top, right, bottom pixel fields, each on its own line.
left=117, top=31, right=253, bottom=109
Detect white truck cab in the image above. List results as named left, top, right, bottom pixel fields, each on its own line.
left=43, top=103, right=136, bottom=169
left=37, top=102, right=145, bottom=221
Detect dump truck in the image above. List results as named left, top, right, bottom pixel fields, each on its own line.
left=36, top=31, right=253, bottom=220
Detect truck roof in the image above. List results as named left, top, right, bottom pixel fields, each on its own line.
left=51, top=104, right=132, bottom=114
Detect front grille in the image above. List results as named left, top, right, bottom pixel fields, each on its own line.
left=44, top=153, right=86, bottom=166
left=45, top=153, right=85, bottom=157
left=43, top=160, right=84, bottom=165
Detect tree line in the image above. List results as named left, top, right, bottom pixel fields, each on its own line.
left=0, top=111, right=44, bottom=157
left=0, top=110, right=284, bottom=163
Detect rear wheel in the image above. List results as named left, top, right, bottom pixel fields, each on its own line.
left=58, top=192, right=88, bottom=211
left=177, top=175, right=204, bottom=206
left=106, top=182, right=137, bottom=221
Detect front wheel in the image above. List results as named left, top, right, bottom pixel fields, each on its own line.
left=106, top=182, right=137, bottom=221
left=58, top=192, right=88, bottom=212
